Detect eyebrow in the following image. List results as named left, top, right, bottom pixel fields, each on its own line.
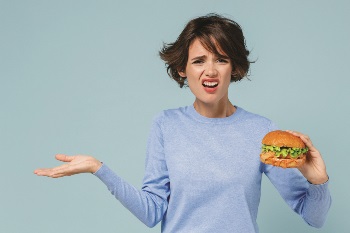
left=216, top=54, right=230, bottom=59
left=190, top=54, right=230, bottom=61
left=190, top=55, right=206, bottom=61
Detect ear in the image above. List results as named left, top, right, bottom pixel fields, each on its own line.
left=178, top=69, right=186, bottom=77
left=231, top=67, right=239, bottom=77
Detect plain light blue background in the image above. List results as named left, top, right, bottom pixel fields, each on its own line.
left=1, top=0, right=349, bottom=232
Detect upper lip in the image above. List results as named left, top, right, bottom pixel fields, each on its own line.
left=201, top=78, right=219, bottom=84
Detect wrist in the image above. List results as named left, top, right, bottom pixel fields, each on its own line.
left=307, top=175, right=329, bottom=185
left=89, top=158, right=102, bottom=173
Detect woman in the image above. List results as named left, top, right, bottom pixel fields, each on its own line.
left=34, top=14, right=331, bottom=233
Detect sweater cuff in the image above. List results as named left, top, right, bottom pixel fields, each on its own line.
left=93, top=162, right=106, bottom=176
left=307, top=179, right=330, bottom=200
left=93, top=163, right=123, bottom=189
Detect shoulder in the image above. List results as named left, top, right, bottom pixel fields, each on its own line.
left=152, top=106, right=189, bottom=122
left=150, top=106, right=190, bottom=128
left=236, top=106, right=278, bottom=131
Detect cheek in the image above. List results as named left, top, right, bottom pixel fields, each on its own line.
left=224, top=68, right=233, bottom=81
left=187, top=78, right=199, bottom=91
left=187, top=68, right=205, bottom=82
left=186, top=63, right=204, bottom=74
left=186, top=74, right=203, bottom=93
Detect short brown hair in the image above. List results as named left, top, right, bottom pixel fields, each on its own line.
left=159, top=13, right=251, bottom=88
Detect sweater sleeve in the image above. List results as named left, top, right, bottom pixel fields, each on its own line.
left=264, top=166, right=331, bottom=228
left=263, top=121, right=331, bottom=228
left=93, top=114, right=170, bottom=228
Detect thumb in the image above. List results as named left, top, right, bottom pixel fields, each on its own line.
left=55, top=154, right=74, bottom=162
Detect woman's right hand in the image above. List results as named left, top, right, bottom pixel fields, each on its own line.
left=34, top=154, right=102, bottom=178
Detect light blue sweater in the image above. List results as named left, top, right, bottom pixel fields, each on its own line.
left=94, top=105, right=331, bottom=233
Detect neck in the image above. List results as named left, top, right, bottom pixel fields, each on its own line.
left=193, top=98, right=235, bottom=118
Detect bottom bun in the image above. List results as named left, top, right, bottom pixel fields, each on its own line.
left=260, top=152, right=306, bottom=168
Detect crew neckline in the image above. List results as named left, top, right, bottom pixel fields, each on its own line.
left=186, top=104, right=243, bottom=124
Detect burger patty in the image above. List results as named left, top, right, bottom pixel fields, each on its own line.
left=260, top=151, right=306, bottom=168
left=261, top=151, right=305, bottom=159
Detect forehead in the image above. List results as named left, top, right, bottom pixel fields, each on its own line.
left=188, top=38, right=227, bottom=57
left=188, top=39, right=208, bottom=55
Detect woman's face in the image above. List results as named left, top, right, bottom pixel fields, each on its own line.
left=179, top=39, right=232, bottom=107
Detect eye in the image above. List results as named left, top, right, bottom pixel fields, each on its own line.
left=192, top=59, right=204, bottom=64
left=216, top=58, right=229, bottom=63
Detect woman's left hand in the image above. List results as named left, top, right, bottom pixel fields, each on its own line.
left=286, top=130, right=329, bottom=185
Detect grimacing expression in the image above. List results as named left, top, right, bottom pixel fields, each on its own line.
left=179, top=39, right=233, bottom=106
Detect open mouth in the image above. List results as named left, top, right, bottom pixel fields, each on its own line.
left=202, top=81, right=218, bottom=88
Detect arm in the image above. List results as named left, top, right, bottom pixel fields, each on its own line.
left=94, top=114, right=170, bottom=227
left=93, top=163, right=169, bottom=227
left=263, top=130, right=331, bottom=228
left=34, top=114, right=170, bottom=227
left=264, top=165, right=331, bottom=228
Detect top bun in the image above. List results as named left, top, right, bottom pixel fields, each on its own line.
left=262, top=130, right=305, bottom=148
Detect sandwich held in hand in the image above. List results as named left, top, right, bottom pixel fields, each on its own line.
left=260, top=130, right=308, bottom=168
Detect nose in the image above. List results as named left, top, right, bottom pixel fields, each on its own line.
left=205, top=63, right=218, bottom=77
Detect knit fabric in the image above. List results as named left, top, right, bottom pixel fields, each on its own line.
left=94, top=105, right=331, bottom=233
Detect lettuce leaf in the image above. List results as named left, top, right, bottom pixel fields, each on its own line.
left=261, top=145, right=308, bottom=158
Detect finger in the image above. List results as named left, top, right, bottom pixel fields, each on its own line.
left=34, top=154, right=74, bottom=175
left=286, top=130, right=304, bottom=137
left=55, top=154, right=74, bottom=162
left=299, top=135, right=314, bottom=149
left=286, top=130, right=316, bottom=151
left=286, top=130, right=311, bottom=143
left=34, top=167, right=57, bottom=177
left=34, top=168, right=54, bottom=176
left=34, top=163, right=72, bottom=177
left=34, top=169, right=44, bottom=175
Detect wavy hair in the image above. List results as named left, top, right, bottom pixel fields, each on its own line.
left=159, top=13, right=251, bottom=88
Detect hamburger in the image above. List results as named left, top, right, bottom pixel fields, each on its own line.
left=260, top=130, right=308, bottom=168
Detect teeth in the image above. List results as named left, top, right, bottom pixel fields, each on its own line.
left=203, top=81, right=218, bottom=87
